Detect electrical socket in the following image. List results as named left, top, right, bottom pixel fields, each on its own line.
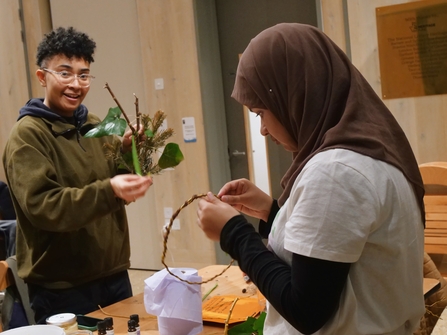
left=163, top=207, right=173, bottom=219
left=155, top=78, right=164, bottom=90
left=172, top=219, right=180, bottom=230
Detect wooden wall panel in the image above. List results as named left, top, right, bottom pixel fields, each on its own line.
left=135, top=0, right=216, bottom=269
left=320, top=0, right=447, bottom=164
left=21, top=0, right=51, bottom=98
left=319, top=0, right=348, bottom=52
left=0, top=0, right=29, bottom=182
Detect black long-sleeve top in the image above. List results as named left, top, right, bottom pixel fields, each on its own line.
left=220, top=200, right=351, bottom=334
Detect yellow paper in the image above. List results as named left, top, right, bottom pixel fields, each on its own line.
left=202, top=295, right=264, bottom=324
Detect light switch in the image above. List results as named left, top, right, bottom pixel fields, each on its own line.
left=164, top=207, right=173, bottom=219
left=172, top=219, right=180, bottom=230
left=155, top=78, right=164, bottom=90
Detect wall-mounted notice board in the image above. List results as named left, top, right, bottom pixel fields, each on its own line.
left=376, top=0, right=447, bottom=99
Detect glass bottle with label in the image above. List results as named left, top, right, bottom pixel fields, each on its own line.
left=127, top=319, right=137, bottom=335
left=129, top=314, right=140, bottom=335
left=104, top=317, right=114, bottom=335
left=97, top=320, right=107, bottom=335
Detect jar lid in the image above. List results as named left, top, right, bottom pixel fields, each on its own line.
left=46, top=313, right=77, bottom=326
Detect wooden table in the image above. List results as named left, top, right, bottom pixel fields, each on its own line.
left=86, top=267, right=441, bottom=334
left=423, top=277, right=441, bottom=299
left=87, top=265, right=255, bottom=334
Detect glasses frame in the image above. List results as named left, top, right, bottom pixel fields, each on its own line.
left=41, top=68, right=95, bottom=87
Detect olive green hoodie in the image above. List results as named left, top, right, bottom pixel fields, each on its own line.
left=2, top=98, right=130, bottom=289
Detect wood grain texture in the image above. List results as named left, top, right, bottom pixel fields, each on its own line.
left=420, top=162, right=447, bottom=253
left=21, top=0, right=51, bottom=98
left=135, top=0, right=216, bottom=269
left=0, top=0, right=29, bottom=181
left=319, top=0, right=348, bottom=52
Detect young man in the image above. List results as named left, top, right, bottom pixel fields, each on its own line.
left=2, top=27, right=152, bottom=323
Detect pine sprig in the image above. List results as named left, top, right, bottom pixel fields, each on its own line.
left=81, top=84, right=184, bottom=206
left=86, top=84, right=184, bottom=175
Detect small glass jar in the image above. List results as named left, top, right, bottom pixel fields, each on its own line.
left=46, top=313, right=78, bottom=333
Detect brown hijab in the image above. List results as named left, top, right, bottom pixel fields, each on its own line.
left=231, top=23, right=425, bottom=224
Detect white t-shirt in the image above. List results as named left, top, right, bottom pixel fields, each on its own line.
left=265, top=149, right=425, bottom=335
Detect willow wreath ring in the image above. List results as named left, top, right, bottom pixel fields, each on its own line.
left=161, top=193, right=235, bottom=284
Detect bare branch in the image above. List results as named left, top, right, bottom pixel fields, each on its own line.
left=104, top=83, right=136, bottom=133
left=224, top=298, right=239, bottom=335
left=134, top=93, right=140, bottom=133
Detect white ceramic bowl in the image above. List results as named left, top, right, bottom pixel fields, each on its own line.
left=1, top=325, right=65, bottom=335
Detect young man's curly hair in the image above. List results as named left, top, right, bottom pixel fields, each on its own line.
left=36, top=27, right=96, bottom=67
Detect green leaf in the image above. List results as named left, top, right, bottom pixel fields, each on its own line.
left=228, top=312, right=266, bottom=335
left=253, top=312, right=266, bottom=335
left=83, top=106, right=127, bottom=138
left=132, top=135, right=142, bottom=175
left=228, top=316, right=256, bottom=335
left=158, top=143, right=184, bottom=169
left=145, top=129, right=154, bottom=137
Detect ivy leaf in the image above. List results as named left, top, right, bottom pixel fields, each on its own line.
left=158, top=143, right=184, bottom=169
left=228, top=312, right=266, bottom=335
left=252, top=312, right=266, bottom=335
left=228, top=316, right=256, bottom=335
left=83, top=106, right=127, bottom=137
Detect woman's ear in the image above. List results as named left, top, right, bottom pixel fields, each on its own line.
left=36, top=69, right=46, bottom=87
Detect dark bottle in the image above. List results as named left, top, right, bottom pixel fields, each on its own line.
left=104, top=317, right=114, bottom=335
left=97, top=320, right=107, bottom=335
left=128, top=319, right=137, bottom=335
left=130, top=314, right=140, bottom=335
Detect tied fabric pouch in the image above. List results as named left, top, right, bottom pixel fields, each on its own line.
left=144, top=268, right=202, bottom=335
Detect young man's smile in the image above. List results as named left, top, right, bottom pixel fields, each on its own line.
left=37, top=55, right=91, bottom=117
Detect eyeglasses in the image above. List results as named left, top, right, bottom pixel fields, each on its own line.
left=41, top=68, right=95, bottom=87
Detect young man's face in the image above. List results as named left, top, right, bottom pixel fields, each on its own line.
left=36, top=55, right=91, bottom=117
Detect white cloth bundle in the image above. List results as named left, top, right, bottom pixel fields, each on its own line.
left=144, top=268, right=203, bottom=335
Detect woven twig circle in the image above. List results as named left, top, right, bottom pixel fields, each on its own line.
left=161, top=193, right=234, bottom=284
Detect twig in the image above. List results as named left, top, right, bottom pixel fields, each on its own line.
left=424, top=297, right=447, bottom=319
left=202, top=283, right=218, bottom=301
left=134, top=93, right=140, bottom=133
left=97, top=305, right=156, bottom=320
left=161, top=193, right=234, bottom=284
left=224, top=297, right=239, bottom=335
left=104, top=83, right=135, bottom=133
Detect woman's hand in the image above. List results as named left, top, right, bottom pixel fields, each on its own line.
left=110, top=174, right=153, bottom=203
left=218, top=178, right=273, bottom=221
left=197, top=192, right=240, bottom=241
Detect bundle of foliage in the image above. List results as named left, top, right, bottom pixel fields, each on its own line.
left=83, top=84, right=184, bottom=175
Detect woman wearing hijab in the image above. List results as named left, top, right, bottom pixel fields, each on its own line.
left=197, top=23, right=425, bottom=334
